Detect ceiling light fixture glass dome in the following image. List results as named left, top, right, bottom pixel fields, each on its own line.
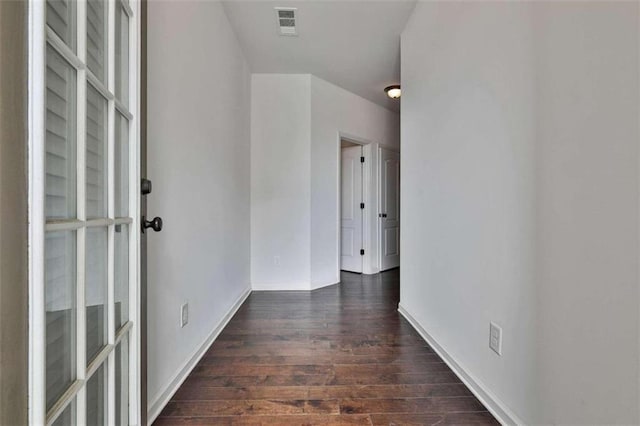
left=385, top=85, right=401, bottom=99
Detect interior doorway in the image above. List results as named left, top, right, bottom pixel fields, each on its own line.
left=340, top=140, right=364, bottom=273
left=339, top=138, right=400, bottom=275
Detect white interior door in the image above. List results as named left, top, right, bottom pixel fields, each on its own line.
left=380, top=148, right=400, bottom=271
left=341, top=145, right=364, bottom=273
left=29, top=0, right=140, bottom=424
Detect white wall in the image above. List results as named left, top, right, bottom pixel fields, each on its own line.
left=310, top=76, right=400, bottom=286
left=147, top=0, right=251, bottom=417
left=401, top=3, right=537, bottom=422
left=534, top=3, right=639, bottom=423
left=250, top=74, right=311, bottom=290
left=250, top=73, right=400, bottom=290
left=401, top=2, right=639, bottom=424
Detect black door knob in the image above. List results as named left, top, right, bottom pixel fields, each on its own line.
left=142, top=216, right=163, bottom=233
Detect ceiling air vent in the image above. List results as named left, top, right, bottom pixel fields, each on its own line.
left=275, top=7, right=297, bottom=36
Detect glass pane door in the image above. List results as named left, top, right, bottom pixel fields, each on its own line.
left=37, top=0, right=139, bottom=424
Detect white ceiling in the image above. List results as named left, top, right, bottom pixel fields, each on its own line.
left=221, top=0, right=417, bottom=112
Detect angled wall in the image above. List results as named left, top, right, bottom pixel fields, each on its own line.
left=250, top=74, right=312, bottom=290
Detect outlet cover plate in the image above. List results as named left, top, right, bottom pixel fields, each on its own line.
left=181, top=303, right=189, bottom=328
left=489, top=322, right=502, bottom=356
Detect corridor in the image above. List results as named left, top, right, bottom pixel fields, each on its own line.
left=153, top=271, right=497, bottom=425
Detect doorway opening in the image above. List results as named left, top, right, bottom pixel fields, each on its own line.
left=338, top=135, right=400, bottom=276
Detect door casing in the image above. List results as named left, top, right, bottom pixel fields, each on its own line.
left=139, top=1, right=148, bottom=424
left=336, top=133, right=378, bottom=277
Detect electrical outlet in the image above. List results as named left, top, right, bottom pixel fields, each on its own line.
left=489, top=322, right=502, bottom=356
left=181, top=303, right=189, bottom=328
left=274, top=256, right=280, bottom=266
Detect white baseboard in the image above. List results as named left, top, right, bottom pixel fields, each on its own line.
left=310, top=280, right=339, bottom=291
left=147, top=287, right=252, bottom=425
left=252, top=281, right=339, bottom=291
left=398, top=304, right=525, bottom=426
left=251, top=281, right=310, bottom=291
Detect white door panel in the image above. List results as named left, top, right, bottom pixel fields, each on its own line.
left=380, top=148, right=400, bottom=270
left=341, top=228, right=355, bottom=257
left=384, top=228, right=399, bottom=256
left=341, top=146, right=363, bottom=273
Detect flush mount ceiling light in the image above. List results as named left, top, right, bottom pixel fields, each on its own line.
left=385, top=85, right=401, bottom=99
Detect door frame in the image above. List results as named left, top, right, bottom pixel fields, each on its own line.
left=27, top=0, right=143, bottom=423
left=139, top=1, right=148, bottom=424
left=336, top=132, right=375, bottom=276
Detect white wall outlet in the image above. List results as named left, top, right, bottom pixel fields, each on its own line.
left=274, top=255, right=280, bottom=266
left=489, top=322, right=502, bottom=356
left=180, top=303, right=189, bottom=328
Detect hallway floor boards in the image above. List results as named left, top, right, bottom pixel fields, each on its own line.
left=154, top=270, right=498, bottom=425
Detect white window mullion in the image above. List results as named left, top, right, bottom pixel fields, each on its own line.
left=86, top=218, right=116, bottom=228
left=46, top=381, right=84, bottom=425
left=76, top=0, right=88, bottom=424
left=114, top=217, right=133, bottom=225
left=46, top=27, right=85, bottom=71
left=28, top=0, right=47, bottom=422
left=114, top=99, right=133, bottom=120
left=108, top=0, right=115, bottom=96
left=107, top=190, right=116, bottom=426
left=87, top=71, right=115, bottom=102
left=107, top=1, right=117, bottom=346
left=75, top=71, right=88, bottom=426
left=46, top=220, right=86, bottom=232
left=107, top=351, right=116, bottom=426
left=128, top=2, right=140, bottom=424
left=121, top=0, right=133, bottom=18
left=107, top=0, right=117, bottom=424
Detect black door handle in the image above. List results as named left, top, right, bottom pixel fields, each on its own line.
left=142, top=216, right=163, bottom=233
left=379, top=213, right=387, bottom=218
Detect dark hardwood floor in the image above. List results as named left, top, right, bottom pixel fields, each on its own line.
left=154, top=270, right=498, bottom=425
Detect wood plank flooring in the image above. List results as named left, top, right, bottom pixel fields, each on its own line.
left=154, top=270, right=498, bottom=425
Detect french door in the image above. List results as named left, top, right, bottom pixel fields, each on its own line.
left=28, top=0, right=141, bottom=424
